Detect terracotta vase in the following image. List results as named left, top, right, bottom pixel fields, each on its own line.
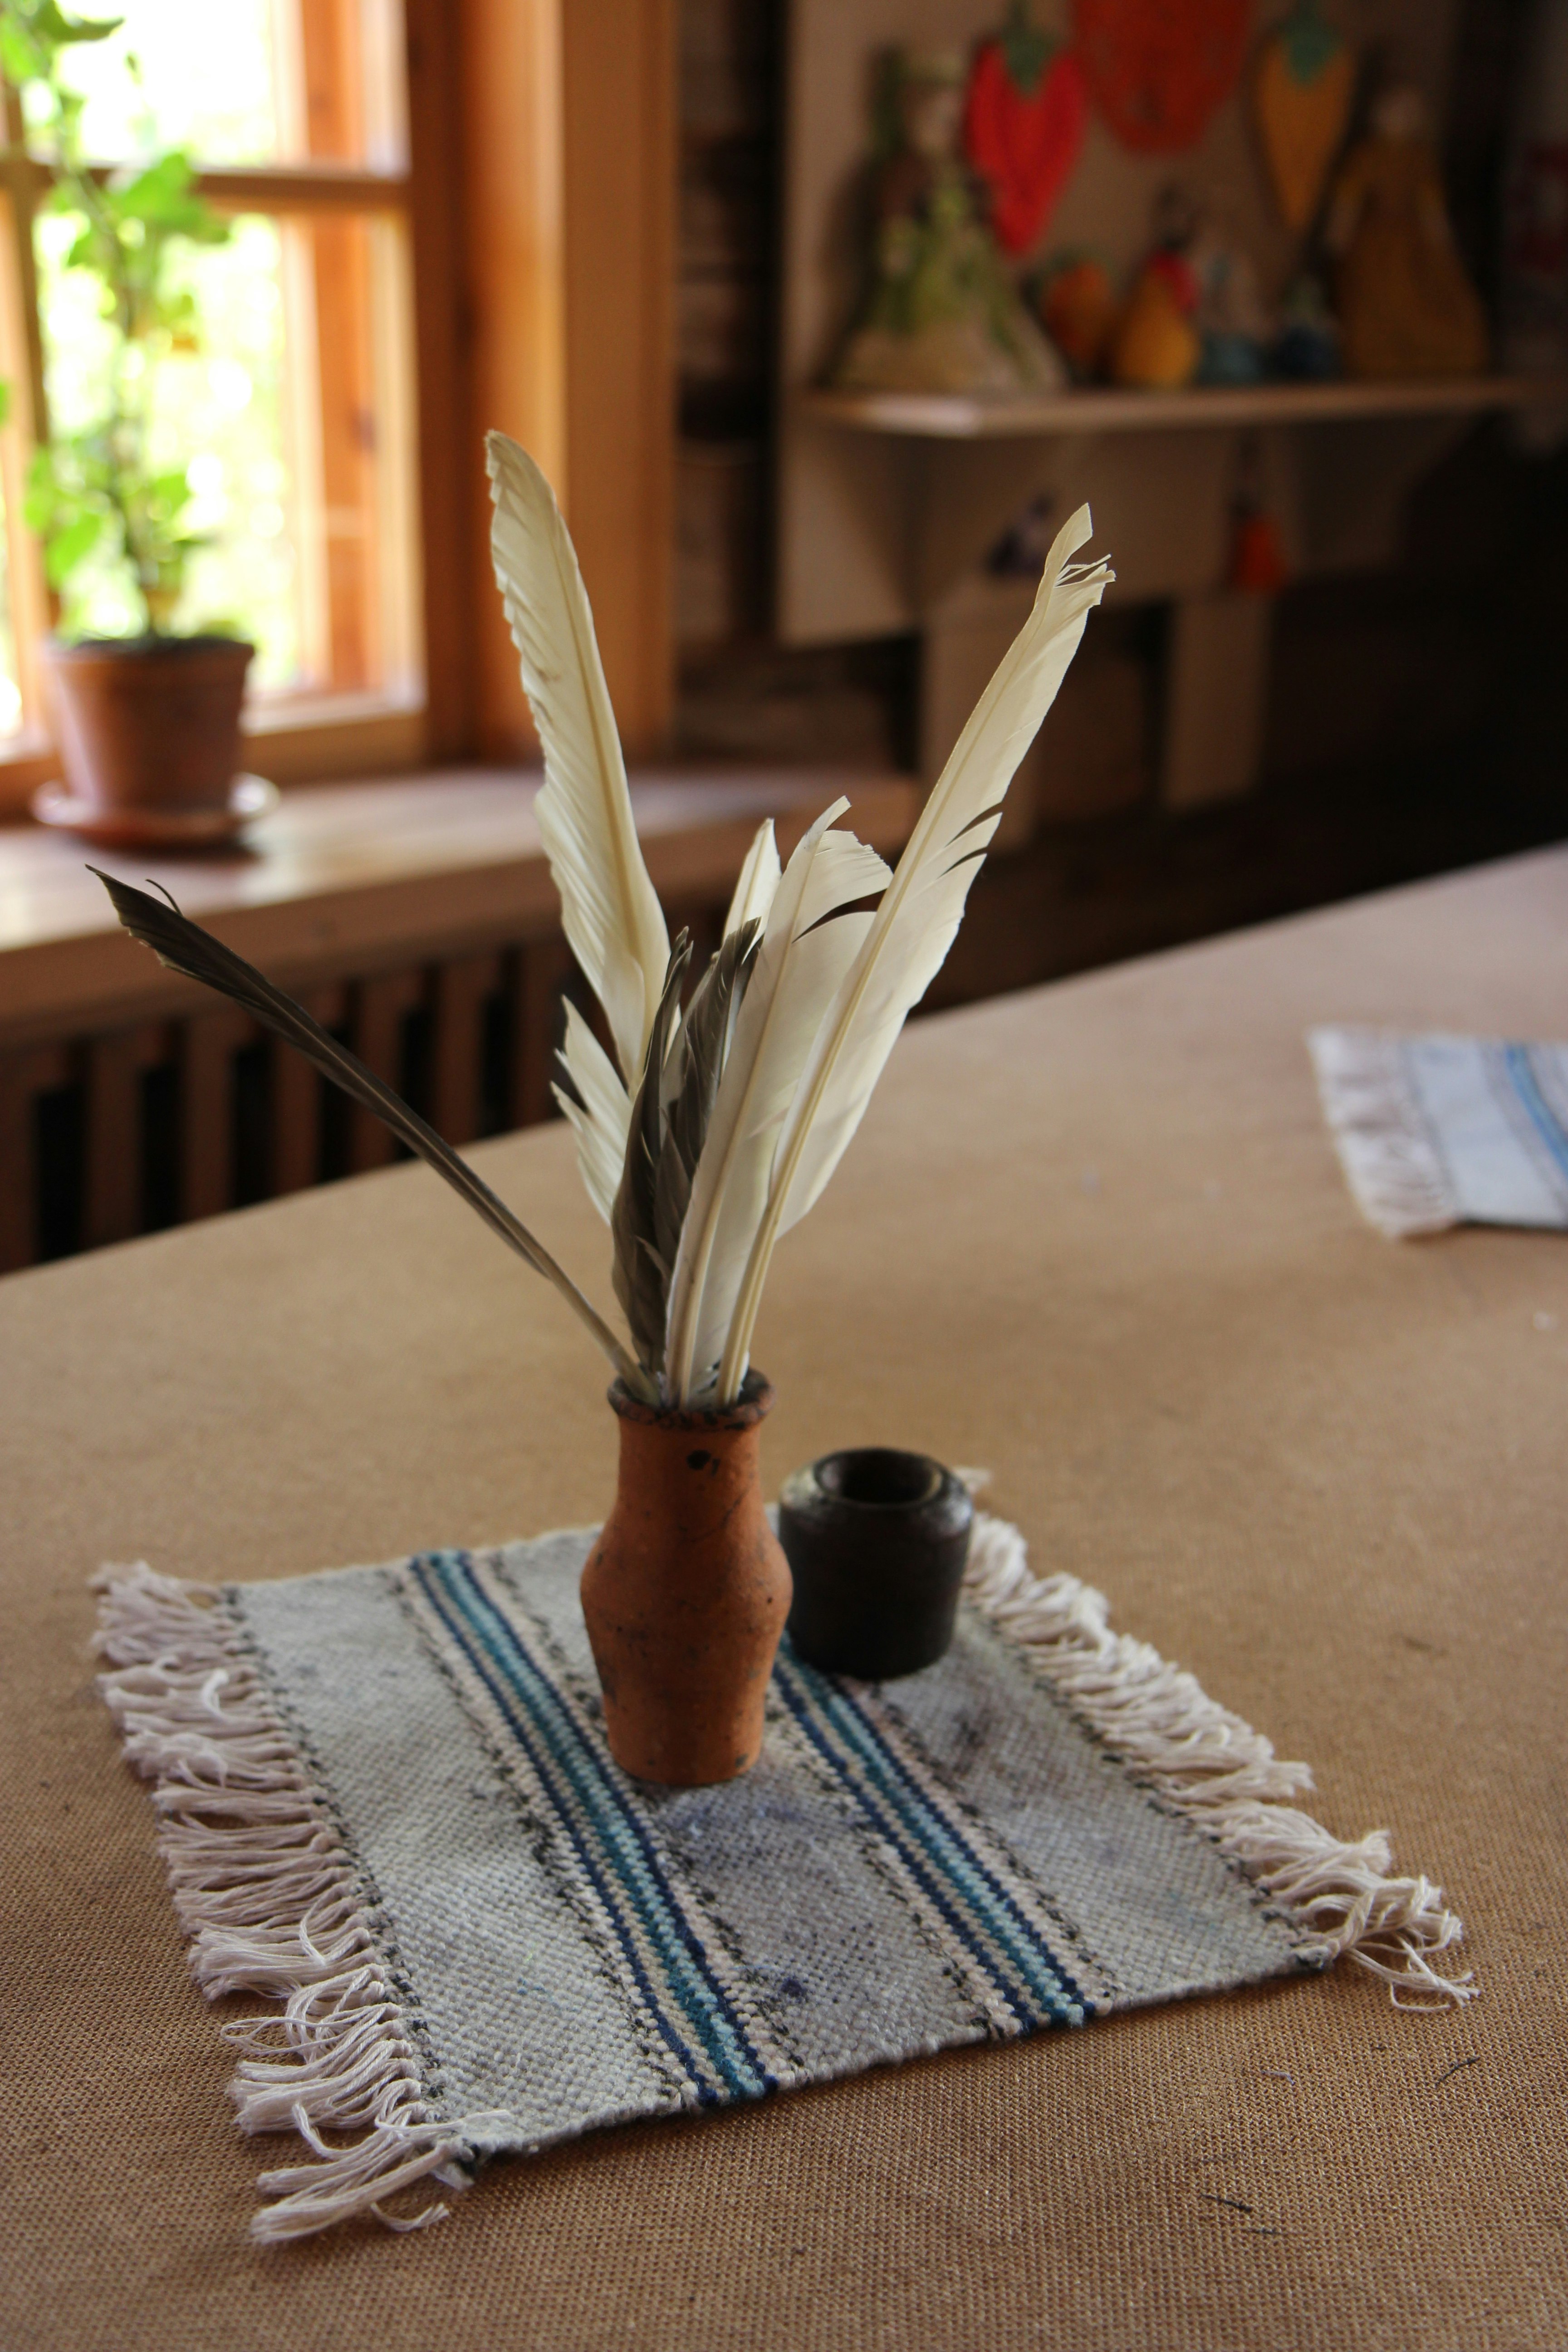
left=44, top=634, right=255, bottom=814
left=581, top=1372, right=791, bottom=1787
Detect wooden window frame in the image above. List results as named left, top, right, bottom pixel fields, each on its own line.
left=0, top=0, right=472, bottom=814
left=0, top=0, right=676, bottom=819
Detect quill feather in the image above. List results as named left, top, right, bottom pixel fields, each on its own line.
left=611, top=936, right=692, bottom=1379
left=664, top=804, right=891, bottom=1403
left=486, top=431, right=669, bottom=1083
left=723, top=819, right=781, bottom=938
left=551, top=1002, right=629, bottom=1225
left=92, top=870, right=654, bottom=1396
left=715, top=507, right=1112, bottom=1400
left=649, top=921, right=760, bottom=1359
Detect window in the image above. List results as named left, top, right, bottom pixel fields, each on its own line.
left=0, top=0, right=426, bottom=803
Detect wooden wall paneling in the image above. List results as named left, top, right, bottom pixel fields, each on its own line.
left=180, top=1008, right=256, bottom=1223
left=271, top=984, right=348, bottom=1196
left=1161, top=594, right=1277, bottom=810
left=347, top=966, right=426, bottom=1171
left=430, top=950, right=502, bottom=1146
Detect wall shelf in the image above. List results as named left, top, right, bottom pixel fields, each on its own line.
left=777, top=1, right=1554, bottom=816
left=803, top=374, right=1568, bottom=442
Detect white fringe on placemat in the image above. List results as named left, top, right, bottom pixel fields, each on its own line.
left=962, top=1514, right=1475, bottom=2009
left=1308, top=1025, right=1459, bottom=1238
left=93, top=1562, right=493, bottom=2243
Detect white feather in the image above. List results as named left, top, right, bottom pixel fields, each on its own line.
left=486, top=431, right=669, bottom=1083
left=715, top=505, right=1112, bottom=1399
left=551, top=1001, right=630, bottom=1225
left=724, top=820, right=782, bottom=938
left=663, top=804, right=891, bottom=1402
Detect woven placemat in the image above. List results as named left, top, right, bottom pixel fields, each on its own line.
left=1310, top=1025, right=1568, bottom=1236
left=95, top=1515, right=1470, bottom=2242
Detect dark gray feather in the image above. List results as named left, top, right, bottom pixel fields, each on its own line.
left=611, top=933, right=691, bottom=1377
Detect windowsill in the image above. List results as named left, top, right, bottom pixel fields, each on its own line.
left=0, top=764, right=920, bottom=1046
left=0, top=693, right=431, bottom=817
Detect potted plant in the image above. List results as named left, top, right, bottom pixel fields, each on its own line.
left=100, top=432, right=1113, bottom=1785
left=1, top=0, right=256, bottom=839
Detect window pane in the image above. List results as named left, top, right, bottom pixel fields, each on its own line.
left=38, top=0, right=280, bottom=164
left=43, top=0, right=408, bottom=170
left=35, top=207, right=420, bottom=704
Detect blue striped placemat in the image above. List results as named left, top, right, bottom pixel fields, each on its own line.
left=95, top=1514, right=1471, bottom=2241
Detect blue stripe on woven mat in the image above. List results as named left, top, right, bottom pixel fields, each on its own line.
left=773, top=1641, right=1087, bottom=2031
left=412, top=1551, right=774, bottom=2105
left=1504, top=1044, right=1568, bottom=1188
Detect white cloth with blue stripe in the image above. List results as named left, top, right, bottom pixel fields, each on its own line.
left=1310, top=1027, right=1568, bottom=1238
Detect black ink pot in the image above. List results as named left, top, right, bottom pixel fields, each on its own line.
left=778, top=1447, right=974, bottom=1680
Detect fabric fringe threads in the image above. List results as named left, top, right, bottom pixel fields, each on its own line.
left=94, top=1523, right=1473, bottom=2243
left=93, top=1564, right=484, bottom=2243
left=1307, top=1025, right=1459, bottom=1238
left=959, top=1519, right=1473, bottom=2008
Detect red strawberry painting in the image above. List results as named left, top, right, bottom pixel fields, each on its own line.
left=964, top=6, right=1090, bottom=257
left=1072, top=0, right=1254, bottom=156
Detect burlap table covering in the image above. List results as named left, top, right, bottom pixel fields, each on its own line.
left=5, top=848, right=1566, bottom=2351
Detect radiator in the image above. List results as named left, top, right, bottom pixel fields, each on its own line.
left=0, top=899, right=728, bottom=1273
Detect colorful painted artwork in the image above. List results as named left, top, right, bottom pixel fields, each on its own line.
left=964, top=5, right=1089, bottom=255
left=1073, top=0, right=1254, bottom=155
left=1254, top=1, right=1356, bottom=232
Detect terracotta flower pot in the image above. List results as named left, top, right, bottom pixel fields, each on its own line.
left=44, top=633, right=255, bottom=815
left=581, top=1372, right=791, bottom=1787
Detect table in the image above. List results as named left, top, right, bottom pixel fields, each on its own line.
left=5, top=848, right=1566, bottom=2351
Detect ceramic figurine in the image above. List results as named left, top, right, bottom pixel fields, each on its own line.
left=1226, top=442, right=1289, bottom=591
left=1109, top=190, right=1201, bottom=387
left=1036, top=250, right=1119, bottom=376
left=1325, top=85, right=1489, bottom=379
left=1272, top=270, right=1341, bottom=377
left=1187, top=198, right=1273, bottom=382
left=964, top=3, right=1089, bottom=257
left=834, top=47, right=1065, bottom=396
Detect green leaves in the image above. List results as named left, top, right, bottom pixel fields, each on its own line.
left=26, top=440, right=105, bottom=588
left=24, top=429, right=205, bottom=614
left=31, top=3, right=122, bottom=44
left=0, top=0, right=233, bottom=631
left=0, top=1, right=119, bottom=91
left=116, top=151, right=223, bottom=239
